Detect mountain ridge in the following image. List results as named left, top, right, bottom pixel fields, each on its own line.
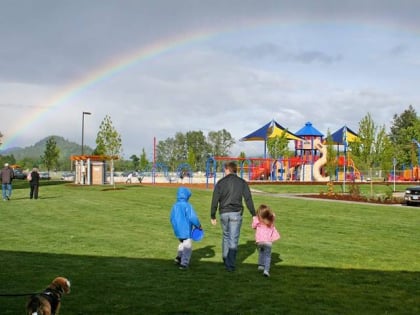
left=0, top=135, right=93, bottom=160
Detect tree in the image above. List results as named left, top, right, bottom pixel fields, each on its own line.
left=186, top=130, right=209, bottom=171
left=324, top=130, right=338, bottom=180
left=94, top=115, right=122, bottom=184
left=130, top=154, right=140, bottom=170
left=207, top=129, right=235, bottom=157
left=156, top=137, right=177, bottom=171
left=0, top=154, right=16, bottom=168
left=389, top=105, right=420, bottom=166
left=350, top=113, right=394, bottom=178
left=40, top=137, right=60, bottom=172
left=375, top=126, right=394, bottom=178
left=139, top=148, right=149, bottom=170
left=156, top=129, right=234, bottom=171
left=266, top=133, right=290, bottom=159
left=94, top=115, right=122, bottom=157
left=349, top=113, right=376, bottom=171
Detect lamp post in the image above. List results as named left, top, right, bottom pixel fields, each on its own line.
left=81, top=111, right=91, bottom=155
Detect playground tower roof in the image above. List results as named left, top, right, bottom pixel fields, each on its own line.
left=295, top=121, right=324, bottom=137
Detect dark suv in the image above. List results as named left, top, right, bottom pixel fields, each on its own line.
left=13, top=169, right=27, bottom=180
left=404, top=186, right=420, bottom=206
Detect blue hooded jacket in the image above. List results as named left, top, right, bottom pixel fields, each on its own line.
left=170, top=187, right=201, bottom=239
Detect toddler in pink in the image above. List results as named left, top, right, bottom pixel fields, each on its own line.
left=252, top=204, right=281, bottom=277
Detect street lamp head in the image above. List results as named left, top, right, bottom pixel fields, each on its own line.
left=83, top=111, right=92, bottom=115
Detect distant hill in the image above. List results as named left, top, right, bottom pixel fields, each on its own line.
left=0, top=136, right=93, bottom=161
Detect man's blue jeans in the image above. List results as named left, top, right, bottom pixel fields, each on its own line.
left=220, top=212, right=243, bottom=270
left=2, top=183, right=12, bottom=200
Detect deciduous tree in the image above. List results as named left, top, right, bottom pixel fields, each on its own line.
left=41, top=137, right=60, bottom=172
left=94, top=115, right=122, bottom=184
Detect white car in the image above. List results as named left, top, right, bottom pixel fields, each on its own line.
left=61, top=172, right=75, bottom=181
left=39, top=172, right=51, bottom=180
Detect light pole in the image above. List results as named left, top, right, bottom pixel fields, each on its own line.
left=81, top=111, right=91, bottom=155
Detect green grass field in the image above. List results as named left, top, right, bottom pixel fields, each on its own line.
left=0, top=181, right=419, bottom=314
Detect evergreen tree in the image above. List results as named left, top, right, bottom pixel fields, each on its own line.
left=139, top=148, right=149, bottom=170
left=389, top=105, right=420, bottom=166
left=130, top=154, right=140, bottom=170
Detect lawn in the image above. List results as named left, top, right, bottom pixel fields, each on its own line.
left=0, top=181, right=419, bottom=314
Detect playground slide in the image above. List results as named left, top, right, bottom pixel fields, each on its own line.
left=251, top=167, right=266, bottom=180
left=313, top=139, right=330, bottom=182
left=250, top=160, right=271, bottom=180
left=337, top=156, right=361, bottom=180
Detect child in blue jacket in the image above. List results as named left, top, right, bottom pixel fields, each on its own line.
left=170, top=187, right=201, bottom=270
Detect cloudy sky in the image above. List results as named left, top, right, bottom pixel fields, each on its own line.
left=1, top=0, right=419, bottom=158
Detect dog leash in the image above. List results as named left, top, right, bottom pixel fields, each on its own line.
left=0, top=292, right=39, bottom=297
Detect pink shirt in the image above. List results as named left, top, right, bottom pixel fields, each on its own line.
left=252, top=216, right=281, bottom=243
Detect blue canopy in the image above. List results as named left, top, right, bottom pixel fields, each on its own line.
left=240, top=119, right=301, bottom=142
left=295, top=121, right=324, bottom=137
left=330, top=126, right=359, bottom=145
left=240, top=119, right=301, bottom=157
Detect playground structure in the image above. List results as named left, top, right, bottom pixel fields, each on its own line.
left=207, top=121, right=363, bottom=183
left=207, top=139, right=362, bottom=183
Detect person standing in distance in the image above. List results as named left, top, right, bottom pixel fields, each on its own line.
left=28, top=167, right=40, bottom=199
left=210, top=161, right=256, bottom=272
left=1, top=163, right=15, bottom=201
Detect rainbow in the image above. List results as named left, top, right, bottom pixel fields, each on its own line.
left=1, top=17, right=412, bottom=150
left=2, top=25, right=226, bottom=149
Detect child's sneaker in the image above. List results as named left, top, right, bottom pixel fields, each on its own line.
left=263, top=270, right=270, bottom=277
left=179, top=264, right=188, bottom=270
left=174, top=256, right=181, bottom=265
left=257, top=265, right=264, bottom=271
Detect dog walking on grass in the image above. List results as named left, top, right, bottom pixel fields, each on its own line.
left=26, top=277, right=71, bottom=315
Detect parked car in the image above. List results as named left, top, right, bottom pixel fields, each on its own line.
left=61, top=172, right=75, bottom=181
left=13, top=169, right=27, bottom=180
left=404, top=186, right=420, bottom=206
left=39, top=172, right=51, bottom=180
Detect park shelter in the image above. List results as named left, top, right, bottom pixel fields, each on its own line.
left=70, top=155, right=118, bottom=185
left=329, top=126, right=359, bottom=145
left=329, top=126, right=360, bottom=184
left=240, top=119, right=301, bottom=157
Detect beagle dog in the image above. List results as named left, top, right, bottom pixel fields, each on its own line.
left=26, top=277, right=71, bottom=315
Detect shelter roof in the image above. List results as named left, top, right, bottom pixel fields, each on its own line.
left=240, top=119, right=301, bottom=141
left=329, top=126, right=359, bottom=144
left=70, top=155, right=119, bottom=161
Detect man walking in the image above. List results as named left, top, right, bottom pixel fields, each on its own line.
left=1, top=163, right=15, bottom=201
left=210, top=161, right=256, bottom=272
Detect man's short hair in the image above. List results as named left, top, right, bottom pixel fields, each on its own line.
left=225, top=161, right=237, bottom=174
